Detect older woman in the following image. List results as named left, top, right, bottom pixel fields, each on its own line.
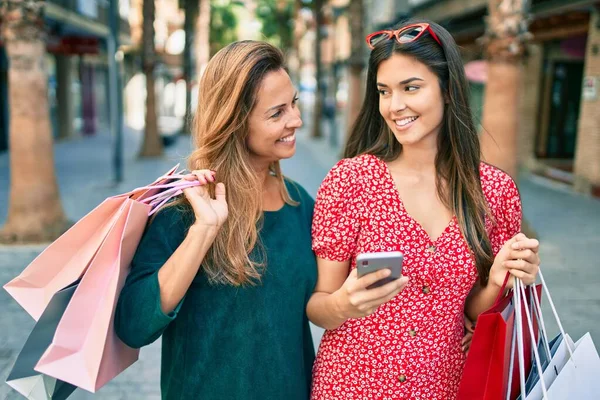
left=115, top=41, right=316, bottom=399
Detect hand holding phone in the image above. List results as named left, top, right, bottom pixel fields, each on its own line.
left=332, top=252, right=408, bottom=320
left=356, top=251, right=404, bottom=289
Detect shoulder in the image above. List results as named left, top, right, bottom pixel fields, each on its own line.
left=479, top=162, right=520, bottom=206
left=322, top=154, right=383, bottom=188
left=331, top=154, right=380, bottom=175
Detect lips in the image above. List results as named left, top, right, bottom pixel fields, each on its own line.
left=394, top=116, right=419, bottom=127
left=277, top=133, right=296, bottom=143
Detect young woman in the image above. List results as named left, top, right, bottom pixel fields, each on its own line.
left=307, top=20, right=540, bottom=399
left=115, top=41, right=316, bottom=399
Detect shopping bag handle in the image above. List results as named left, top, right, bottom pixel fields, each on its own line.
left=537, top=270, right=575, bottom=358
left=529, top=284, right=552, bottom=362
left=492, top=271, right=513, bottom=306
left=139, top=181, right=199, bottom=204
left=515, top=277, right=549, bottom=400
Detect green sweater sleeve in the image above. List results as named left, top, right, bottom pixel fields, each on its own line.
left=115, top=205, right=190, bottom=349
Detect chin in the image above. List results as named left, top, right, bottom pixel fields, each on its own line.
left=271, top=148, right=296, bottom=162
left=391, top=130, right=424, bottom=146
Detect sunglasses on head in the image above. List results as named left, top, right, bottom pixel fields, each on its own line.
left=365, top=23, right=442, bottom=50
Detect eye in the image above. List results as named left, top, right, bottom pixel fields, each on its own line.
left=377, top=89, right=389, bottom=96
left=292, top=96, right=299, bottom=107
left=405, top=85, right=419, bottom=92
left=270, top=109, right=283, bottom=119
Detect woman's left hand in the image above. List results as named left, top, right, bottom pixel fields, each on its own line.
left=490, top=233, right=540, bottom=288
left=461, top=314, right=475, bottom=354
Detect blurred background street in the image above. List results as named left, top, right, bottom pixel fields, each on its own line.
left=1, top=0, right=599, bottom=398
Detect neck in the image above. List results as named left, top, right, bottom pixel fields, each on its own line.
left=392, top=136, right=437, bottom=173
left=250, top=158, right=274, bottom=189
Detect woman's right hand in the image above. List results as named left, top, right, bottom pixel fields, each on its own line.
left=183, top=170, right=228, bottom=229
left=333, top=268, right=409, bottom=319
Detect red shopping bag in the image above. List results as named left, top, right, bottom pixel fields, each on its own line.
left=3, top=166, right=180, bottom=321
left=33, top=199, right=149, bottom=392
left=457, top=274, right=542, bottom=400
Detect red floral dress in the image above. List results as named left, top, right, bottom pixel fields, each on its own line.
left=311, top=154, right=522, bottom=400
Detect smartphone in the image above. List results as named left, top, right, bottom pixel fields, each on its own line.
left=356, top=251, right=404, bottom=289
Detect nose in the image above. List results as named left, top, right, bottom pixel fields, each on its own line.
left=287, top=108, right=303, bottom=129
left=390, top=92, right=407, bottom=114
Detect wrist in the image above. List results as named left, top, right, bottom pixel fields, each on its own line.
left=330, top=290, right=348, bottom=321
left=188, top=223, right=220, bottom=240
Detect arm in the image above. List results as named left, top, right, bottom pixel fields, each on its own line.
left=307, top=258, right=408, bottom=331
left=466, top=234, right=540, bottom=322
left=465, top=174, right=540, bottom=323
left=115, top=221, right=218, bottom=348
left=115, top=170, right=227, bottom=348
left=157, top=224, right=218, bottom=313
left=464, top=278, right=502, bottom=323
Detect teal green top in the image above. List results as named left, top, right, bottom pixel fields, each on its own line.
left=115, top=179, right=317, bottom=400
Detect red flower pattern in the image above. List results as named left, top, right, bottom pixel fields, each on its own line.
left=311, top=154, right=522, bottom=400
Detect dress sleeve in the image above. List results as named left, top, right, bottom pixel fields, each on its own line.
left=312, top=159, right=361, bottom=262
left=114, top=205, right=189, bottom=348
left=489, top=175, right=522, bottom=256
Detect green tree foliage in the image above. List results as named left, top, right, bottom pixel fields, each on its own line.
left=255, top=0, right=294, bottom=52
left=210, top=0, right=239, bottom=56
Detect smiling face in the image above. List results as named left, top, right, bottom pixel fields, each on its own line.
left=377, top=53, right=445, bottom=149
left=246, top=68, right=301, bottom=168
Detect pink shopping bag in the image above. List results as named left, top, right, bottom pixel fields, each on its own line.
left=3, top=165, right=181, bottom=321
left=34, top=199, right=149, bottom=392
left=3, top=198, right=128, bottom=321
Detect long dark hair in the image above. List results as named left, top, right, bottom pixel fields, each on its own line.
left=345, top=19, right=494, bottom=286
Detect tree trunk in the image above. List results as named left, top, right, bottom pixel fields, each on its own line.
left=288, top=0, right=303, bottom=87
left=182, top=0, right=196, bottom=135
left=479, top=0, right=530, bottom=179
left=0, top=2, right=69, bottom=243
left=139, top=0, right=163, bottom=157
left=346, top=0, right=365, bottom=140
left=480, top=0, right=536, bottom=237
left=195, top=0, right=210, bottom=80
left=311, top=0, right=324, bottom=138
left=480, top=62, right=520, bottom=178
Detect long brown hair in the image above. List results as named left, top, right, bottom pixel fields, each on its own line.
left=345, top=19, right=494, bottom=286
left=174, top=41, right=296, bottom=286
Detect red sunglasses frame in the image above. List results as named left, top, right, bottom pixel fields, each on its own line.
left=365, top=23, right=442, bottom=49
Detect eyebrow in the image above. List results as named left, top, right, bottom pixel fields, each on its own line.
left=377, top=77, right=424, bottom=87
left=264, top=92, right=299, bottom=115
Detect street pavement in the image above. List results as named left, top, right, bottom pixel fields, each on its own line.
left=0, top=123, right=599, bottom=399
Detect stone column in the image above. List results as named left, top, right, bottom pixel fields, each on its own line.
left=518, top=43, right=544, bottom=172
left=573, top=10, right=600, bottom=193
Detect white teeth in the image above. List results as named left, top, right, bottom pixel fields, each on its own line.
left=395, top=116, right=418, bottom=126
left=278, top=133, right=295, bottom=142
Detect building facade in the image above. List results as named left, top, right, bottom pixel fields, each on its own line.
left=0, top=0, right=131, bottom=151
left=412, top=0, right=600, bottom=195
